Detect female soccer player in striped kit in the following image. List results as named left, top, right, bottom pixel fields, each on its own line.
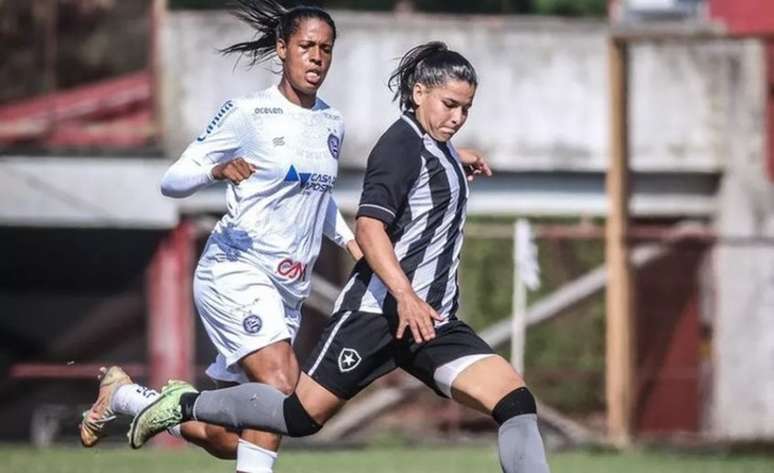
left=129, top=41, right=551, bottom=473
left=80, top=2, right=360, bottom=472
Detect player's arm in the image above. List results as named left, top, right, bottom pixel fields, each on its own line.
left=323, top=197, right=362, bottom=261
left=356, top=216, right=441, bottom=342
left=355, top=133, right=441, bottom=342
left=456, top=147, right=492, bottom=182
left=160, top=101, right=253, bottom=198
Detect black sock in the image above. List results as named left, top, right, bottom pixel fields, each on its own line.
left=180, top=392, right=200, bottom=421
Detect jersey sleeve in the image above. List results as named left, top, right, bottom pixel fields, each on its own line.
left=323, top=197, right=355, bottom=247
left=356, top=132, right=422, bottom=226
left=160, top=100, right=247, bottom=198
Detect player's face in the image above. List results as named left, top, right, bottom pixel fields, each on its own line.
left=277, top=18, right=334, bottom=98
left=412, top=79, right=476, bottom=142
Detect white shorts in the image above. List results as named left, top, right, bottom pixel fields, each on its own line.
left=194, top=246, right=301, bottom=385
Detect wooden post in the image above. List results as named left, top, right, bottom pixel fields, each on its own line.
left=605, top=37, right=635, bottom=447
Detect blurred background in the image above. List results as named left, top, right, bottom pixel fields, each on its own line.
left=2, top=0, right=774, bottom=472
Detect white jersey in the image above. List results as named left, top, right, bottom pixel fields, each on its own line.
left=161, top=85, right=352, bottom=309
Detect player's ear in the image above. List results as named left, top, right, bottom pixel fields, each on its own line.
left=412, top=83, right=427, bottom=108
left=276, top=39, right=287, bottom=61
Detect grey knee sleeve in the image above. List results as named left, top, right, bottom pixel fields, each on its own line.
left=191, top=384, right=322, bottom=437
left=193, top=383, right=290, bottom=435
left=494, top=388, right=550, bottom=473
left=498, top=414, right=550, bottom=473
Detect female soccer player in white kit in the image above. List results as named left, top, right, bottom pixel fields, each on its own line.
left=79, top=1, right=360, bottom=472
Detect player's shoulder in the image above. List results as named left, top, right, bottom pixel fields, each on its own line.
left=205, top=95, right=252, bottom=125
left=315, top=98, right=343, bottom=122
left=234, top=87, right=282, bottom=112
left=373, top=115, right=423, bottom=156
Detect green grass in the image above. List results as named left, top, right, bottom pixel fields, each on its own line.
left=3, top=445, right=774, bottom=473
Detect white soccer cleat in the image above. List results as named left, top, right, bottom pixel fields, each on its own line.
left=79, top=366, right=132, bottom=447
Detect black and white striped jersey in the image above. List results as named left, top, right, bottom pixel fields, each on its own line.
left=333, top=113, right=469, bottom=323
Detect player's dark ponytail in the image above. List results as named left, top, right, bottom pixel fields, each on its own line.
left=388, top=41, right=478, bottom=112
left=220, top=0, right=336, bottom=66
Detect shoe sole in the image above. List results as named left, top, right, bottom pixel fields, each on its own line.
left=128, top=392, right=163, bottom=449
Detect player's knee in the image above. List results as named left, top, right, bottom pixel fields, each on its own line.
left=491, top=387, right=537, bottom=426
left=270, top=375, right=296, bottom=396
left=254, top=367, right=297, bottom=396
left=283, top=392, right=323, bottom=437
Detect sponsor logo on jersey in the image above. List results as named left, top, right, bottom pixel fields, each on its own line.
left=283, top=165, right=335, bottom=193
left=212, top=225, right=253, bottom=262
left=338, top=348, right=362, bottom=373
left=327, top=133, right=340, bottom=159
left=243, top=314, right=263, bottom=334
left=255, top=107, right=284, bottom=115
left=197, top=100, right=235, bottom=142
left=276, top=258, right=306, bottom=281
left=273, top=136, right=285, bottom=147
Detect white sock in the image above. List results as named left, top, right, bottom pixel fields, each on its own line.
left=167, top=424, right=182, bottom=437
left=110, top=384, right=159, bottom=416
left=236, top=438, right=277, bottom=473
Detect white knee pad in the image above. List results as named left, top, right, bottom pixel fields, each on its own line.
left=236, top=439, right=278, bottom=473
left=433, top=354, right=495, bottom=398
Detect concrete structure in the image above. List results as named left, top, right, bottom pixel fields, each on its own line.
left=160, top=12, right=758, bottom=220
left=0, top=157, right=176, bottom=228
left=711, top=41, right=774, bottom=440
left=162, top=11, right=746, bottom=175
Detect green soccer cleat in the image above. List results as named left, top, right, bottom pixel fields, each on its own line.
left=128, top=379, right=197, bottom=449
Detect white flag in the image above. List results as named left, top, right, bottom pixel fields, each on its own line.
left=515, top=219, right=540, bottom=291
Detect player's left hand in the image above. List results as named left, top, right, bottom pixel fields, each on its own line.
left=457, top=148, right=492, bottom=182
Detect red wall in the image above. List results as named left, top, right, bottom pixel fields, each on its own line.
left=710, top=0, right=774, bottom=37
left=634, top=241, right=709, bottom=434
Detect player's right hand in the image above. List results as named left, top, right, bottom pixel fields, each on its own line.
left=395, top=293, right=443, bottom=343
left=211, top=158, right=256, bottom=184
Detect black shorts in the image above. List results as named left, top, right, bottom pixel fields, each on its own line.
left=302, top=310, right=495, bottom=400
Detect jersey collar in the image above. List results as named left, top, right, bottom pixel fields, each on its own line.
left=401, top=111, right=427, bottom=138
left=270, top=84, right=324, bottom=112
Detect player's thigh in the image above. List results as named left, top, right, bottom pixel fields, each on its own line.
left=239, top=339, right=300, bottom=394
left=194, top=256, right=298, bottom=377
left=302, top=310, right=398, bottom=404
left=450, top=355, right=525, bottom=415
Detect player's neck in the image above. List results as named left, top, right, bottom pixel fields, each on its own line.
left=277, top=80, right=316, bottom=109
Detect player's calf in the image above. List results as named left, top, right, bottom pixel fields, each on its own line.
left=493, top=387, right=550, bottom=473
left=178, top=388, right=323, bottom=437
left=128, top=377, right=337, bottom=448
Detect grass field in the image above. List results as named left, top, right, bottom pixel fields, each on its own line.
left=4, top=445, right=774, bottom=473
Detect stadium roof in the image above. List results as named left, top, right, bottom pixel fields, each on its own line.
left=0, top=156, right=176, bottom=229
